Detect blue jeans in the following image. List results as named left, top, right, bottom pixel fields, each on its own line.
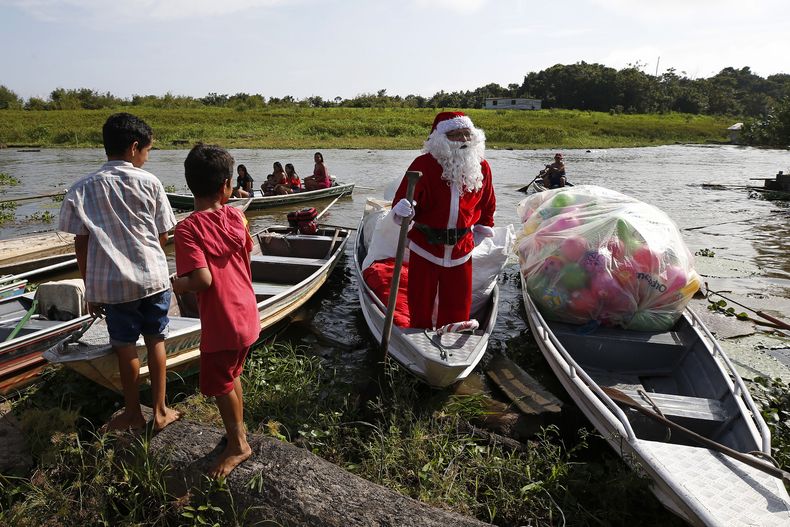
left=104, top=290, right=171, bottom=346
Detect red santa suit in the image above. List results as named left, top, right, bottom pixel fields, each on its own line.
left=392, top=114, right=496, bottom=328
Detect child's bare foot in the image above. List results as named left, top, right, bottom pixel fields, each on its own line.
left=102, top=409, right=147, bottom=433
left=208, top=442, right=252, bottom=479
left=152, top=407, right=182, bottom=432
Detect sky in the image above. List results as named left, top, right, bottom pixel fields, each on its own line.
left=1, top=0, right=788, bottom=101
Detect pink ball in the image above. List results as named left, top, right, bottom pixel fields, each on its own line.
left=663, top=264, right=687, bottom=293
left=559, top=236, right=588, bottom=262
left=632, top=246, right=661, bottom=273
left=591, top=273, right=622, bottom=300
left=606, top=239, right=626, bottom=261
left=544, top=216, right=582, bottom=233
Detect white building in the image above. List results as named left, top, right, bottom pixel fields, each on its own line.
left=484, top=97, right=542, bottom=110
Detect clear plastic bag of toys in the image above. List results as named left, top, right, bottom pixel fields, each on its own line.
left=515, top=185, right=701, bottom=331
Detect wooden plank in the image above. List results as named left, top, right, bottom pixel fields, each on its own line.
left=485, top=354, right=562, bottom=415
left=252, top=282, right=292, bottom=297
left=251, top=255, right=327, bottom=267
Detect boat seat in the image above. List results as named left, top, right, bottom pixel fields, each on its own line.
left=620, top=390, right=729, bottom=424
left=250, top=255, right=328, bottom=284
left=549, top=321, right=686, bottom=373
left=251, top=255, right=327, bottom=267
left=252, top=282, right=292, bottom=300
left=0, top=317, right=64, bottom=340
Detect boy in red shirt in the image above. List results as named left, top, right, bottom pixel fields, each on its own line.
left=172, top=144, right=260, bottom=477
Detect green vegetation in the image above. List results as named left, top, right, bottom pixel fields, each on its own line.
left=0, top=172, right=21, bottom=187
left=0, top=107, right=731, bottom=150
left=2, top=342, right=682, bottom=526
left=3, top=63, right=789, bottom=117
left=741, top=98, right=790, bottom=147
left=0, top=202, right=16, bottom=226
left=752, top=377, right=790, bottom=470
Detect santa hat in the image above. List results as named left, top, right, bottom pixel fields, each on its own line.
left=431, top=111, right=474, bottom=135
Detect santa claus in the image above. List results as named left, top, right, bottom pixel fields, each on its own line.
left=392, top=111, right=496, bottom=329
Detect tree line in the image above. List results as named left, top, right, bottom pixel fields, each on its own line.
left=1, top=62, right=788, bottom=145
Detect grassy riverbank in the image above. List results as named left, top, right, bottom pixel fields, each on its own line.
left=1, top=342, right=680, bottom=527
left=0, top=108, right=732, bottom=150
left=2, top=338, right=789, bottom=526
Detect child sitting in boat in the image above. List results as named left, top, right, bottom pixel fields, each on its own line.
left=172, top=144, right=259, bottom=478
left=285, top=163, right=302, bottom=192
left=232, top=164, right=254, bottom=198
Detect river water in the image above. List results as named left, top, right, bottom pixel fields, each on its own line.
left=1, top=144, right=789, bottom=379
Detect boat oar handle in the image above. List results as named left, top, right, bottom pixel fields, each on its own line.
left=379, top=170, right=421, bottom=359
left=601, top=386, right=790, bottom=484
left=705, top=285, right=790, bottom=331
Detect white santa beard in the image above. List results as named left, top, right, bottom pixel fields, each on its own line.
left=423, top=128, right=486, bottom=193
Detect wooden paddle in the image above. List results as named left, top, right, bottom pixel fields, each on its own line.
left=0, top=191, right=66, bottom=205
left=705, top=285, right=790, bottom=331
left=602, top=386, right=790, bottom=484
left=315, top=189, right=351, bottom=222
left=379, top=170, right=421, bottom=360
left=4, top=300, right=38, bottom=342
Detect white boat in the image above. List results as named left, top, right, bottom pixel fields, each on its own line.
left=45, top=226, right=349, bottom=392
left=0, top=282, right=93, bottom=394
left=520, top=275, right=790, bottom=526
left=353, top=217, right=500, bottom=388
left=167, top=183, right=354, bottom=211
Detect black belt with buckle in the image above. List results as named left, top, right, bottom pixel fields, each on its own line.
left=414, top=223, right=470, bottom=245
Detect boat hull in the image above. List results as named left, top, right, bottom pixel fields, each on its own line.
left=167, top=184, right=354, bottom=211
left=520, top=273, right=790, bottom=526
left=353, top=220, right=497, bottom=388
left=45, top=226, right=349, bottom=392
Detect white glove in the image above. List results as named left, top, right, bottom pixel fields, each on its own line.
left=392, top=198, right=414, bottom=218
left=473, top=224, right=495, bottom=238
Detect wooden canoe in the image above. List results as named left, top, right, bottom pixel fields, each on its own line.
left=44, top=225, right=349, bottom=392
left=520, top=273, right=790, bottom=526
left=166, top=183, right=354, bottom=211
left=0, top=291, right=94, bottom=394
left=0, top=199, right=252, bottom=281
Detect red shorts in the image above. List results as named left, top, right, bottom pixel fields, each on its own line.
left=199, top=346, right=250, bottom=397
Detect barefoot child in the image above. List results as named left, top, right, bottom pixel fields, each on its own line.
left=171, top=144, right=259, bottom=477
left=59, top=112, right=181, bottom=432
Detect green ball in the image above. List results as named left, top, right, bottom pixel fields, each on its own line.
left=559, top=263, right=588, bottom=290
left=551, top=193, right=574, bottom=209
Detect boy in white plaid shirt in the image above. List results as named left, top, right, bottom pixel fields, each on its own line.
left=59, top=113, right=181, bottom=432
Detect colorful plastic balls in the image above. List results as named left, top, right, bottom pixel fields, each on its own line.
left=581, top=250, right=609, bottom=274
left=625, top=310, right=678, bottom=331
left=539, top=255, right=565, bottom=277
left=606, top=238, right=626, bottom=261
left=568, top=288, right=599, bottom=317
left=632, top=246, right=661, bottom=273
left=538, top=286, right=568, bottom=311
left=559, top=263, right=588, bottom=290
left=559, top=236, right=588, bottom=262
left=551, top=193, right=575, bottom=209
left=662, top=264, right=688, bottom=294
left=612, top=260, right=637, bottom=289
left=544, top=216, right=582, bottom=233
left=523, top=216, right=540, bottom=235
left=591, top=272, right=622, bottom=300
